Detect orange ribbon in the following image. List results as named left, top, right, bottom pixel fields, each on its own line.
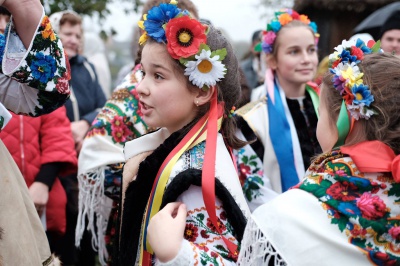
left=340, top=140, right=400, bottom=182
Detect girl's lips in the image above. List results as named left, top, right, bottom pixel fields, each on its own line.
left=297, top=69, right=314, bottom=74
left=140, top=101, right=153, bottom=115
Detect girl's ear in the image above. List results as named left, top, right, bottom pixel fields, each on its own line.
left=194, top=85, right=215, bottom=106
left=266, top=53, right=277, bottom=70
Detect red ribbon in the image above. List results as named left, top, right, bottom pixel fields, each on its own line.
left=340, top=140, right=400, bottom=182
left=202, top=86, right=238, bottom=255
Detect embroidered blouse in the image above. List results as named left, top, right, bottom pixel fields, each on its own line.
left=0, top=13, right=70, bottom=131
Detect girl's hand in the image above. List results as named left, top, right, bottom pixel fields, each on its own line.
left=147, top=202, right=187, bottom=263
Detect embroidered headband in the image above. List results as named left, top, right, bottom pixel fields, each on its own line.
left=255, top=8, right=319, bottom=54
left=138, top=0, right=227, bottom=91
left=328, top=38, right=381, bottom=120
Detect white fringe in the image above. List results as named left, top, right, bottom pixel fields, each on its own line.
left=75, top=167, right=111, bottom=266
left=237, top=217, right=287, bottom=266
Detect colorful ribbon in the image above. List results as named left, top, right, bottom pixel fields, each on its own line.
left=267, top=80, right=299, bottom=191
left=140, top=86, right=237, bottom=264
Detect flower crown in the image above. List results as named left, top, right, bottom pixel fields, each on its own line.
left=255, top=9, right=319, bottom=54
left=138, top=0, right=227, bottom=91
left=328, top=38, right=381, bottom=120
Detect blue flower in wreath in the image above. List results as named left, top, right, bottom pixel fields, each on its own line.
left=340, top=49, right=358, bottom=64
left=144, top=3, right=181, bottom=42
left=355, top=39, right=372, bottom=55
left=269, top=20, right=281, bottom=32
left=352, top=84, right=374, bottom=106
left=338, top=202, right=361, bottom=217
left=309, top=22, right=318, bottom=33
left=31, top=52, right=57, bottom=83
left=262, top=43, right=273, bottom=54
left=0, top=34, right=5, bottom=66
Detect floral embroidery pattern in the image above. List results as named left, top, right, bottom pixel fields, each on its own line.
left=3, top=15, right=70, bottom=116
left=185, top=206, right=239, bottom=265
left=0, top=13, right=70, bottom=130
left=86, top=71, right=148, bottom=144
left=297, top=152, right=400, bottom=265
left=235, top=147, right=265, bottom=202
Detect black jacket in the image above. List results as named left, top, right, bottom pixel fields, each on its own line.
left=65, top=55, right=107, bottom=123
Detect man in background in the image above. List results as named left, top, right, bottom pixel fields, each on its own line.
left=380, top=10, right=400, bottom=55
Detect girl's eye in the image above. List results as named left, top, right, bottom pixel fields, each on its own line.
left=308, top=47, right=317, bottom=53
left=154, top=73, right=164, bottom=80
left=289, top=49, right=299, bottom=55
left=139, top=69, right=145, bottom=76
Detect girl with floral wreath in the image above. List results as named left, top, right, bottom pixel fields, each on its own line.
left=0, top=0, right=70, bottom=265
left=75, top=1, right=199, bottom=265
left=238, top=39, right=400, bottom=265
left=114, top=1, right=251, bottom=265
left=236, top=9, right=321, bottom=194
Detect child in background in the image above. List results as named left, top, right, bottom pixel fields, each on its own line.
left=237, top=9, right=321, bottom=193
left=238, top=39, right=400, bottom=265
left=115, top=2, right=250, bottom=265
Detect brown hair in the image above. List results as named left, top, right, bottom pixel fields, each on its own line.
left=143, top=24, right=247, bottom=149
left=59, top=12, right=82, bottom=28
left=270, top=20, right=316, bottom=59
left=322, top=53, right=400, bottom=154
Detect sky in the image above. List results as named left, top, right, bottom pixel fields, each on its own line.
left=84, top=0, right=272, bottom=43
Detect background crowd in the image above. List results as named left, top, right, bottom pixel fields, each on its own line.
left=0, top=0, right=399, bottom=265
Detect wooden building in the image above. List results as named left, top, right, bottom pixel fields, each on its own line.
left=293, top=0, right=398, bottom=58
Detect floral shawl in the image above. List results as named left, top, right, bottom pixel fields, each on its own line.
left=239, top=141, right=400, bottom=265
left=76, top=66, right=149, bottom=265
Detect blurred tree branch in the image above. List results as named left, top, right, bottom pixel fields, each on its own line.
left=41, top=0, right=144, bottom=19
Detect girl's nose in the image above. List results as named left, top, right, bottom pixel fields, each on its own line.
left=136, top=77, right=148, bottom=97
left=302, top=51, right=311, bottom=63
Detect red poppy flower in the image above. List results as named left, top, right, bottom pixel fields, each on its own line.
left=291, top=11, right=300, bottom=20
left=165, top=16, right=207, bottom=59
left=367, top=40, right=376, bottom=48
left=351, top=46, right=364, bottom=60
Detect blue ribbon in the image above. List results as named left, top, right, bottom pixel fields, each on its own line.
left=267, top=81, right=299, bottom=191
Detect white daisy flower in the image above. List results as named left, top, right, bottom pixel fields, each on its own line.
left=184, top=49, right=226, bottom=88
left=329, top=51, right=339, bottom=60
left=347, top=103, right=362, bottom=120
left=334, top=39, right=355, bottom=54
left=333, top=62, right=360, bottom=77
left=359, top=106, right=375, bottom=120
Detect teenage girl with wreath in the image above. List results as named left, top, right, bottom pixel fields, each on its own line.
left=236, top=9, right=321, bottom=193
left=114, top=1, right=250, bottom=265
left=239, top=39, right=400, bottom=265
